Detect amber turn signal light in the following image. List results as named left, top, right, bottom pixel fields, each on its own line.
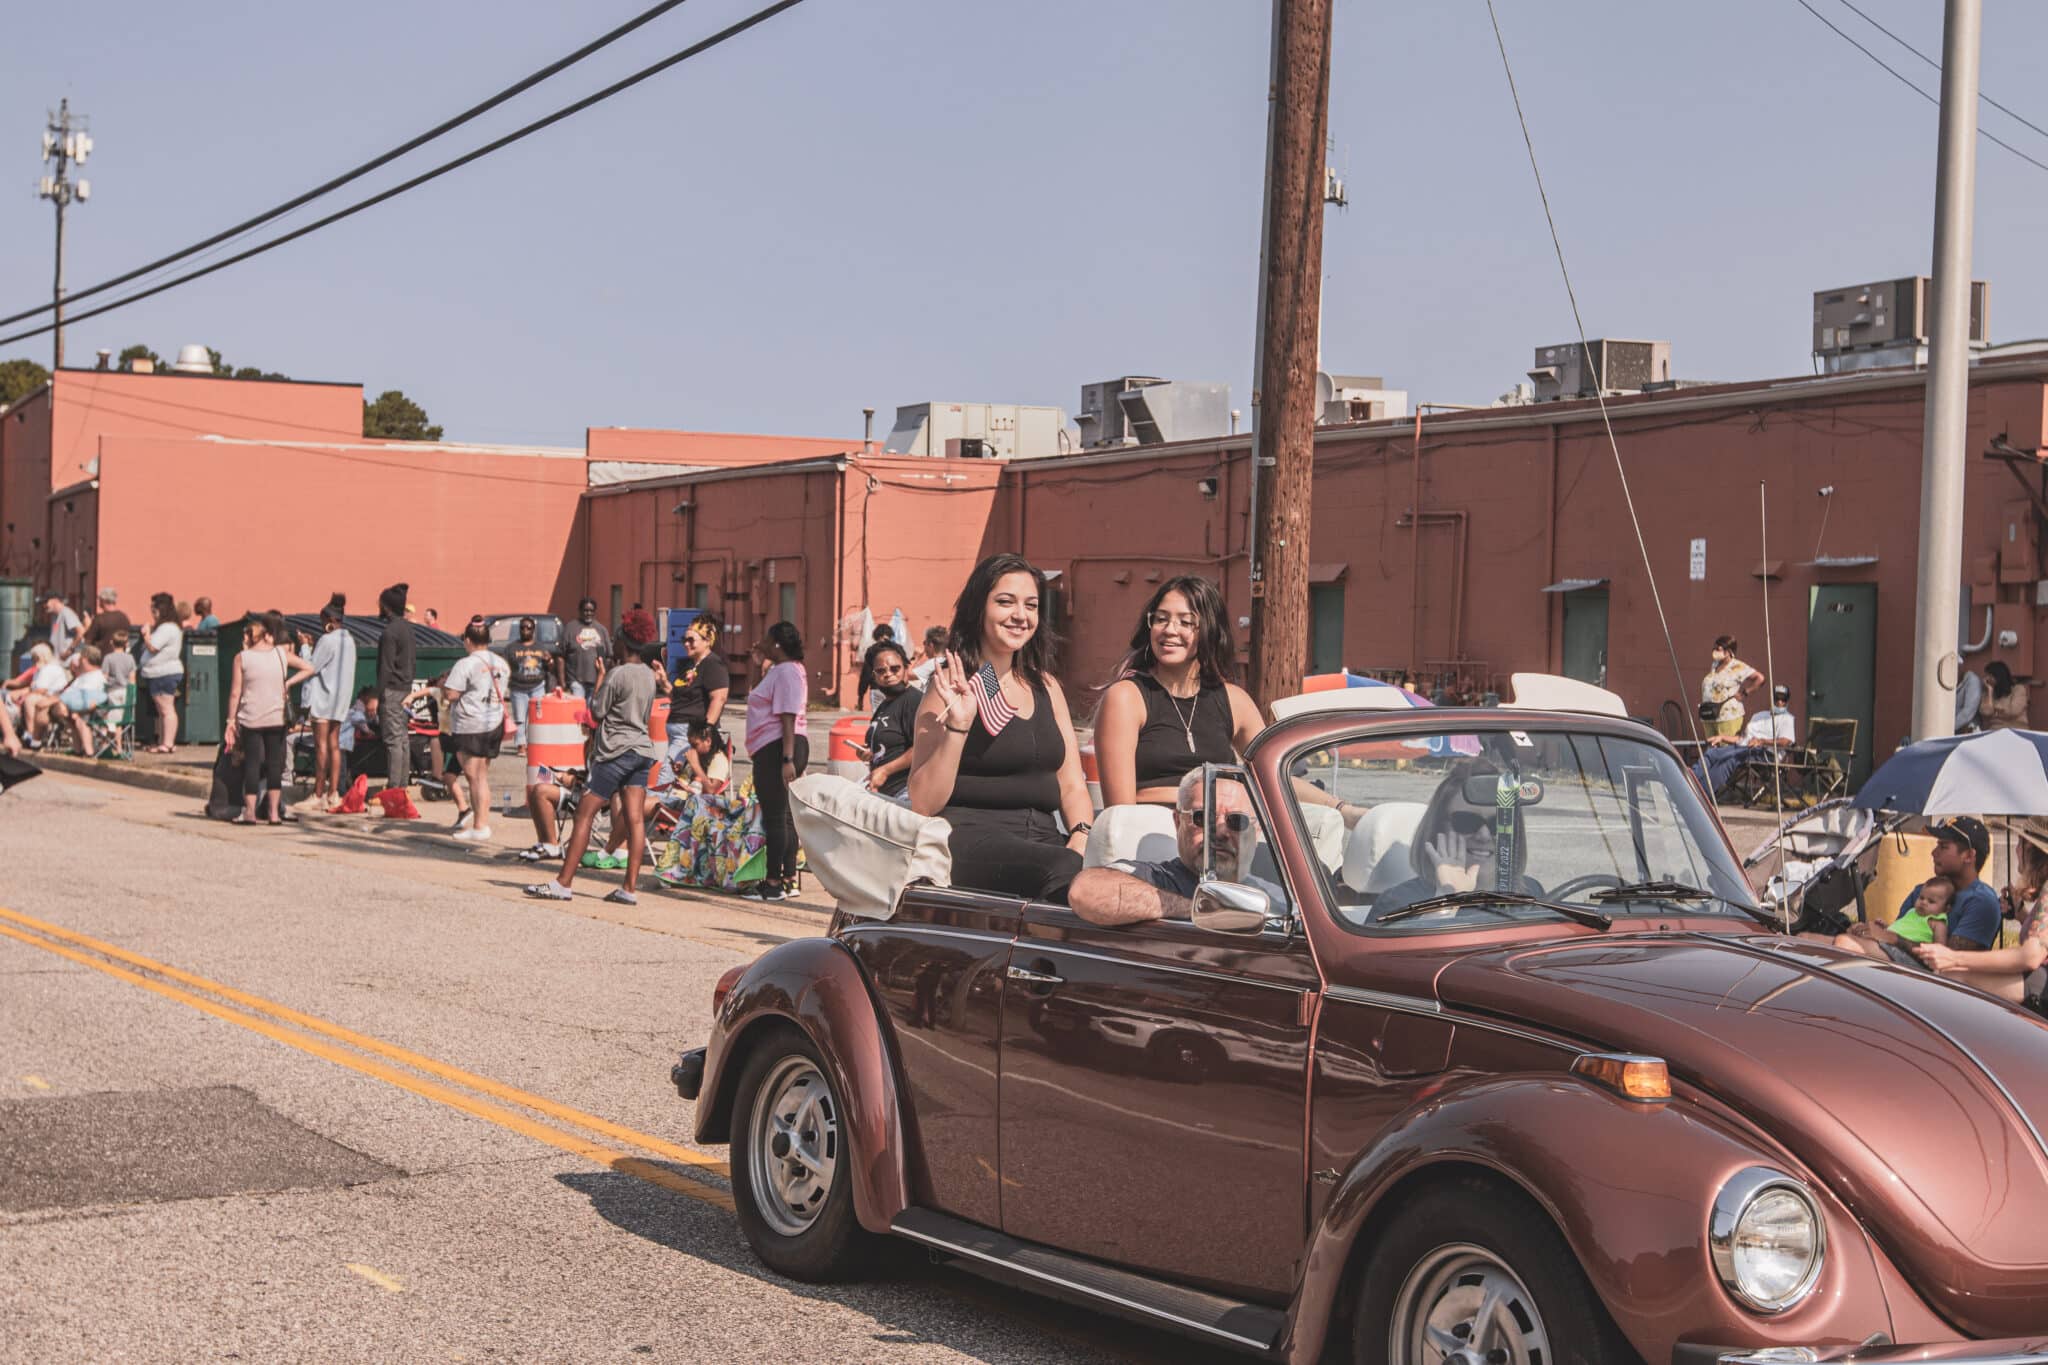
left=1571, top=1053, right=1671, bottom=1101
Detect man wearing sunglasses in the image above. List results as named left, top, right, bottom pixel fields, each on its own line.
left=1066, top=771, right=1280, bottom=926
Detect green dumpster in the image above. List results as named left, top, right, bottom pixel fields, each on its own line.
left=182, top=630, right=223, bottom=745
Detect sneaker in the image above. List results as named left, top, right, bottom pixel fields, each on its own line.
left=602, top=889, right=638, bottom=906
left=739, top=882, right=786, bottom=902
left=449, top=813, right=471, bottom=833
left=522, top=882, right=573, bottom=901
left=452, top=827, right=493, bottom=843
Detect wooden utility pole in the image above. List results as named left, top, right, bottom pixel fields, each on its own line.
left=1247, top=0, right=1335, bottom=710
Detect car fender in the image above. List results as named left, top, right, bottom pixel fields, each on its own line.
left=694, top=936, right=908, bottom=1236
left=1287, top=1074, right=1892, bottom=1365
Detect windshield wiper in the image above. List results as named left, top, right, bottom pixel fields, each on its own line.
left=1591, top=880, right=1780, bottom=929
left=1380, top=890, right=1612, bottom=930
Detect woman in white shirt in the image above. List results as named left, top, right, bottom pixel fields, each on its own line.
left=139, top=592, right=185, bottom=752
left=302, top=603, right=359, bottom=806
left=440, top=617, right=511, bottom=843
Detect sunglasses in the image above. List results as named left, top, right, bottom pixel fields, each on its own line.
left=1184, top=809, right=1252, bottom=833
left=1448, top=810, right=1494, bottom=836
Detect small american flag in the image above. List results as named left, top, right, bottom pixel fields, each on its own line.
left=973, top=662, right=1016, bottom=737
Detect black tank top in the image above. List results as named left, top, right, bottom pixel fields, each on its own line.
left=1129, top=673, right=1237, bottom=790
left=944, top=677, right=1065, bottom=813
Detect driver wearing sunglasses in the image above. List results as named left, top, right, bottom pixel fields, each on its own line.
left=1065, top=772, right=1283, bottom=926
left=1370, top=761, right=1544, bottom=919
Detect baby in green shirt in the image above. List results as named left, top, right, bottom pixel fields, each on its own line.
left=1836, top=875, right=1952, bottom=965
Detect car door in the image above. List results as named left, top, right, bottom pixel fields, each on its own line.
left=996, top=907, right=1317, bottom=1302
left=838, top=886, right=1020, bottom=1230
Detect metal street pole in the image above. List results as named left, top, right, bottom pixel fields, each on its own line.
left=1909, top=0, right=1981, bottom=742
left=52, top=191, right=66, bottom=371
left=1247, top=0, right=1334, bottom=710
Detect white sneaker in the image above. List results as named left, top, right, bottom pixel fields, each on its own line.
left=452, top=826, right=494, bottom=843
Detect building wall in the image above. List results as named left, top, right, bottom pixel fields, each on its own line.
left=47, top=370, right=361, bottom=488
left=44, top=483, right=97, bottom=608
left=1013, top=367, right=2048, bottom=752
left=573, top=455, right=1004, bottom=706
left=585, top=427, right=854, bottom=469
left=91, top=435, right=587, bottom=623
left=1, top=388, right=53, bottom=580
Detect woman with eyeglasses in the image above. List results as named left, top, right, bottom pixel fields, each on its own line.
left=1368, top=760, right=1543, bottom=919
left=1094, top=576, right=1266, bottom=809
left=859, top=641, right=922, bottom=800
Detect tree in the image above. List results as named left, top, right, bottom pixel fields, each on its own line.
left=0, top=357, right=50, bottom=406
left=362, top=389, right=443, bottom=441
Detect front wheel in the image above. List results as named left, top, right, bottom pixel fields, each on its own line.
left=729, top=1025, right=868, bottom=1282
left=1353, top=1178, right=1631, bottom=1365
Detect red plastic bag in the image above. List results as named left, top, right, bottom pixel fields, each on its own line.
left=376, top=787, right=420, bottom=819
left=331, top=774, right=367, bottom=814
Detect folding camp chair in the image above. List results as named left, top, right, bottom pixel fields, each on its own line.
left=78, top=683, right=134, bottom=760
left=1781, top=717, right=1857, bottom=806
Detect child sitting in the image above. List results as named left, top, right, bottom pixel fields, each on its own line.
left=1835, top=875, right=1952, bottom=969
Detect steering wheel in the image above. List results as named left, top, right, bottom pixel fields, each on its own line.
left=1546, top=872, right=1625, bottom=903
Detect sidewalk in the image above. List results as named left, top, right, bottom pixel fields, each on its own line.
left=26, top=746, right=841, bottom=918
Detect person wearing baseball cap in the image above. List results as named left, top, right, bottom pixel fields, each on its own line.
left=1919, top=816, right=2001, bottom=951
left=1914, top=815, right=2048, bottom=1008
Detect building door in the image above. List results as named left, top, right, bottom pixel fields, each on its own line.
left=1309, top=583, right=1345, bottom=674
left=1808, top=583, right=1876, bottom=788
left=1560, top=590, right=1609, bottom=686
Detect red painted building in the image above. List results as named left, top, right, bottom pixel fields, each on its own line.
left=576, top=358, right=2048, bottom=782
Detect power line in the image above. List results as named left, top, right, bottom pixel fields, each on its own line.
left=1788, top=0, right=2048, bottom=175
left=1830, top=0, right=2048, bottom=144
left=0, top=0, right=699, bottom=329
left=0, top=0, right=809, bottom=349
left=1481, top=0, right=1704, bottom=751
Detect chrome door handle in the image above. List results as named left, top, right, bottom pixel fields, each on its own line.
left=1006, top=965, right=1064, bottom=987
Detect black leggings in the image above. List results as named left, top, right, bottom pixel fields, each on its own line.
left=240, top=725, right=287, bottom=797
left=753, top=736, right=809, bottom=884
left=943, top=806, right=1082, bottom=903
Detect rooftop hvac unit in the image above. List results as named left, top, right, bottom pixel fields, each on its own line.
left=1527, top=340, right=1670, bottom=402
left=1812, top=277, right=1987, bottom=355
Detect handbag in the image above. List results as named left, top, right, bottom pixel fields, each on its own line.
left=494, top=660, right=516, bottom=739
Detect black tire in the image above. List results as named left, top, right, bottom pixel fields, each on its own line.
left=1352, top=1177, right=1633, bottom=1365
left=728, top=1024, right=869, bottom=1282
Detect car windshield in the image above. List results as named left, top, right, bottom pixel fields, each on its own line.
left=489, top=617, right=560, bottom=648
left=1286, top=723, right=1759, bottom=933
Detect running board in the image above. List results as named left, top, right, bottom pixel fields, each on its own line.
left=890, top=1207, right=1286, bottom=1355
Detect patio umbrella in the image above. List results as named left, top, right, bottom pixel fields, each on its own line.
left=1300, top=672, right=1434, bottom=707
left=1852, top=728, right=2048, bottom=816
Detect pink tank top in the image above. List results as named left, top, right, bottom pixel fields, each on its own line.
left=236, top=646, right=288, bottom=728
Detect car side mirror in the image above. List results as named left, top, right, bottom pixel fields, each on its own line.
left=1192, top=878, right=1270, bottom=934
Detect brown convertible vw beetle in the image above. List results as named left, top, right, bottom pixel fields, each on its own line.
left=672, top=681, right=2048, bottom=1365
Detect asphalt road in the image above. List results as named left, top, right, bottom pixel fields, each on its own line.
left=0, top=774, right=1238, bottom=1364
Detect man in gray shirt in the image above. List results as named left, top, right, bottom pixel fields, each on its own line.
left=1066, top=774, right=1283, bottom=926
left=527, top=637, right=659, bottom=907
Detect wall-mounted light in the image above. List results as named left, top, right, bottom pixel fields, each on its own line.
left=1196, top=478, right=1218, bottom=498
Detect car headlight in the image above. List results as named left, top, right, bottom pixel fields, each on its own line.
left=1709, top=1167, right=1826, bottom=1313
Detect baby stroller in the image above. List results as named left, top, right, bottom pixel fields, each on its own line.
left=1742, top=797, right=1909, bottom=935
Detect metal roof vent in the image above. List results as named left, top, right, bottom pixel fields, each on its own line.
left=170, top=343, right=213, bottom=374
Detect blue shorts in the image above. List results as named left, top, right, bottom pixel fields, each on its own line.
left=146, top=674, right=181, bottom=699
left=586, top=751, right=653, bottom=802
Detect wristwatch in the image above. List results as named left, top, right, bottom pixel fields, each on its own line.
left=1069, top=821, right=1094, bottom=837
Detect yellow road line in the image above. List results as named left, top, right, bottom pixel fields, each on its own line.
left=0, top=905, right=726, bottom=1179
left=0, top=922, right=734, bottom=1213
left=20, top=1074, right=50, bottom=1090
left=345, top=1262, right=406, bottom=1293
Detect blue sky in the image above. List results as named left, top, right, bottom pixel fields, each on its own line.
left=4, top=0, right=2046, bottom=447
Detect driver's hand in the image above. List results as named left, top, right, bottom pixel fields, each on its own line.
left=1428, top=833, right=1482, bottom=893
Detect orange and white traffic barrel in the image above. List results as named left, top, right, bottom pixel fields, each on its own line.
left=650, top=696, right=671, bottom=746
left=828, top=714, right=868, bottom=782
left=527, top=694, right=587, bottom=771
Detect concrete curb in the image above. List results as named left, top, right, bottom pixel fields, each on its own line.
left=31, top=752, right=211, bottom=800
